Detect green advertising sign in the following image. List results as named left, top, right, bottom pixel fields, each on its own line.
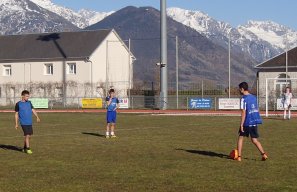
left=29, top=98, right=49, bottom=109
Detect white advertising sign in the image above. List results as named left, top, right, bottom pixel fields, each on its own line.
left=119, top=98, right=129, bottom=109
left=219, top=98, right=240, bottom=110
left=277, top=98, right=297, bottom=110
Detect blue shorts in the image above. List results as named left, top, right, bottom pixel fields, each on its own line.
left=238, top=125, right=259, bottom=138
left=106, top=111, right=117, bottom=123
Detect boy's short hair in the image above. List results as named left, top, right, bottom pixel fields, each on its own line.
left=239, top=82, right=248, bottom=91
left=21, top=90, right=30, bottom=96
left=109, top=89, right=115, bottom=94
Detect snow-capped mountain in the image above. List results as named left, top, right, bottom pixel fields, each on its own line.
left=238, top=21, right=297, bottom=50
left=0, top=0, right=78, bottom=35
left=167, top=7, right=297, bottom=62
left=78, top=9, right=115, bottom=26
left=30, top=0, right=113, bottom=28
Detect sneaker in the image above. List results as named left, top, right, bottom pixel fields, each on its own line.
left=23, top=149, right=33, bottom=154
left=105, top=135, right=110, bottom=139
left=111, top=135, right=117, bottom=138
left=262, top=153, right=268, bottom=161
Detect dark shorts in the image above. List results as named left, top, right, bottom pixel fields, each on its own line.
left=238, top=125, right=259, bottom=138
left=21, top=125, right=33, bottom=136
left=107, top=111, right=117, bottom=123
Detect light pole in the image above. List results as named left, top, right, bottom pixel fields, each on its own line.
left=228, top=31, right=231, bottom=98
left=160, top=0, right=168, bottom=110
left=85, top=57, right=93, bottom=97
left=176, top=36, right=179, bottom=109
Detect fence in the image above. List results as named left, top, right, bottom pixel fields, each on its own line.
left=0, top=95, right=245, bottom=110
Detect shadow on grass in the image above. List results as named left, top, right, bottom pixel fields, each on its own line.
left=176, top=148, right=257, bottom=161
left=0, top=144, right=23, bottom=152
left=176, top=148, right=230, bottom=159
left=81, top=132, right=105, bottom=138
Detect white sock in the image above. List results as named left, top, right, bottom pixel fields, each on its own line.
left=288, top=110, right=291, bottom=119
left=284, top=110, right=287, bottom=119
left=111, top=132, right=115, bottom=136
left=106, top=132, right=109, bottom=136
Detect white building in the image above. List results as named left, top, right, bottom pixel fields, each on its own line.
left=255, top=46, right=297, bottom=110
left=0, top=29, right=135, bottom=105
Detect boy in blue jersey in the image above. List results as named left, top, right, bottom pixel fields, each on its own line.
left=15, top=90, right=40, bottom=154
left=105, top=89, right=119, bottom=138
left=237, top=82, right=268, bottom=161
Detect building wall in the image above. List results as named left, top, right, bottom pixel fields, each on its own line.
left=0, top=30, right=134, bottom=103
left=90, top=30, right=133, bottom=97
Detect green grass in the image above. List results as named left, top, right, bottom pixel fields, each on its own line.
left=0, top=113, right=296, bottom=192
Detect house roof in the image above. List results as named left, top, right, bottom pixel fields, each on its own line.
left=255, top=46, right=297, bottom=69
left=0, top=30, right=112, bottom=62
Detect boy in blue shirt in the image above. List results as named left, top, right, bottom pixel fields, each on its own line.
left=237, top=82, right=268, bottom=161
left=15, top=90, right=40, bottom=154
left=105, top=89, right=119, bottom=138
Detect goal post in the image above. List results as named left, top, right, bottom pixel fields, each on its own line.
left=263, top=78, right=297, bottom=117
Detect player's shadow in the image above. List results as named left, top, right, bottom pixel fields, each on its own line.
left=176, top=148, right=229, bottom=159
left=81, top=132, right=105, bottom=138
left=0, top=144, right=23, bottom=152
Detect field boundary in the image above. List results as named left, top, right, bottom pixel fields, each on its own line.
left=0, top=109, right=295, bottom=117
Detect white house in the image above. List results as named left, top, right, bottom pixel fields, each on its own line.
left=0, top=29, right=135, bottom=106
left=255, top=46, right=297, bottom=110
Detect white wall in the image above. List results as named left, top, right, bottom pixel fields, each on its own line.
left=0, top=30, right=134, bottom=99
left=90, top=30, right=134, bottom=97
left=0, top=60, right=91, bottom=84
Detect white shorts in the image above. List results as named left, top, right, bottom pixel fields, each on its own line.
left=284, top=103, right=291, bottom=109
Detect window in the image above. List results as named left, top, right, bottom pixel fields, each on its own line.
left=3, top=65, right=12, bottom=76
left=67, top=63, right=76, bottom=74
left=44, top=63, right=53, bottom=75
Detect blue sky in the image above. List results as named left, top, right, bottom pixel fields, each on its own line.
left=52, top=0, right=297, bottom=30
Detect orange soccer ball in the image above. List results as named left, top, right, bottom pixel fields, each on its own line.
left=229, top=149, right=238, bottom=160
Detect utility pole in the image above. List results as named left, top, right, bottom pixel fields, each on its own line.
left=160, top=0, right=168, bottom=110
left=176, top=36, right=179, bottom=109
left=228, top=31, right=231, bottom=98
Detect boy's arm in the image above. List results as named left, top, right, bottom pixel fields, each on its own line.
left=32, top=109, right=40, bottom=122
left=114, top=98, right=120, bottom=111
left=106, top=97, right=112, bottom=106
left=240, top=109, right=246, bottom=132
left=15, top=112, right=19, bottom=129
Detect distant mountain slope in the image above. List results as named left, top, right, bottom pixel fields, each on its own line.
left=30, top=0, right=113, bottom=28
left=0, top=0, right=78, bottom=35
left=167, top=7, right=297, bottom=62
left=87, top=6, right=257, bottom=86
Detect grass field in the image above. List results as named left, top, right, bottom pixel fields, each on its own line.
left=0, top=112, right=296, bottom=192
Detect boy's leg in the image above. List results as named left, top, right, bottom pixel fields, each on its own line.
left=237, top=136, right=244, bottom=161
left=111, top=123, right=115, bottom=135
left=110, top=112, right=117, bottom=137
left=25, top=135, right=30, bottom=149
left=288, top=109, right=291, bottom=119
left=106, top=123, right=110, bottom=138
left=251, top=138, right=265, bottom=154
left=284, top=109, right=287, bottom=119
left=251, top=138, right=268, bottom=160
left=23, top=135, right=33, bottom=154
